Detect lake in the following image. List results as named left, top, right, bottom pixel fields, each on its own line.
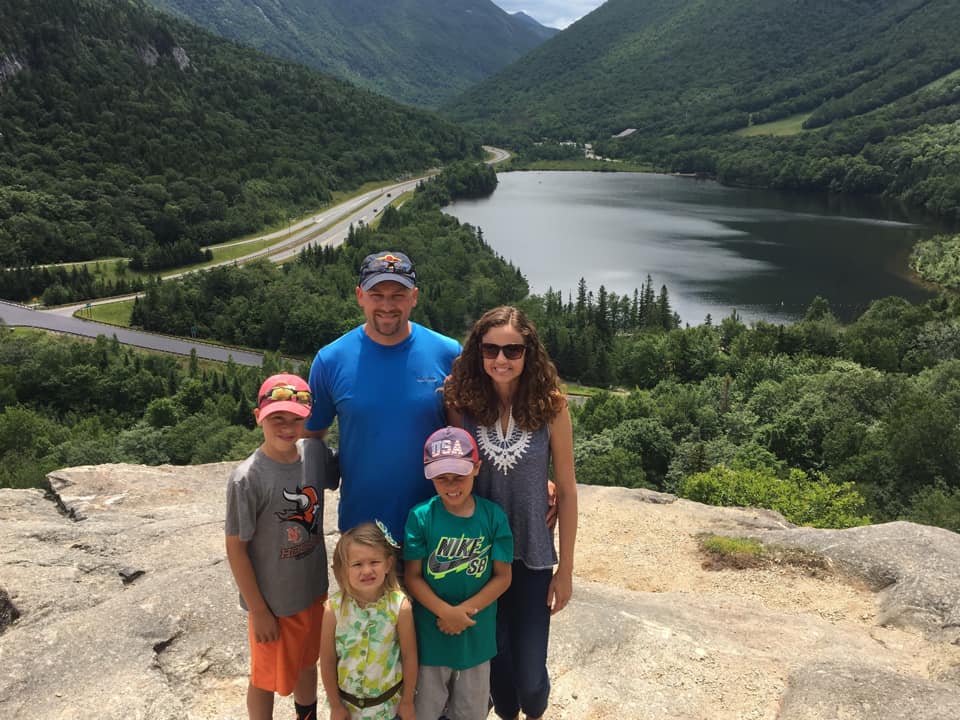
left=444, top=171, right=938, bottom=324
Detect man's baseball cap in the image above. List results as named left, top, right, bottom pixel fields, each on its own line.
left=256, top=373, right=312, bottom=421
left=423, top=426, right=479, bottom=479
left=358, top=251, right=417, bottom=291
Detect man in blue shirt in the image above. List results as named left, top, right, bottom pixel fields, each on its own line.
left=304, top=251, right=461, bottom=544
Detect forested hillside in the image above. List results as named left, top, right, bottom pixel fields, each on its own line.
left=48, top=162, right=960, bottom=534
left=129, top=163, right=520, bottom=354
left=445, top=0, right=960, bottom=220
left=146, top=0, right=558, bottom=107
left=0, top=0, right=477, bottom=267
left=0, top=163, right=520, bottom=492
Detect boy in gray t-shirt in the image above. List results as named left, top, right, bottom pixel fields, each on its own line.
left=225, top=373, right=337, bottom=720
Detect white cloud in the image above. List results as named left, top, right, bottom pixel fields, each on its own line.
left=494, top=1, right=607, bottom=29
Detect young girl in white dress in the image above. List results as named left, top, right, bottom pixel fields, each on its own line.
left=319, top=523, right=417, bottom=720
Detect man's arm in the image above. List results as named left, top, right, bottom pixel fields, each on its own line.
left=225, top=535, right=278, bottom=642
left=301, top=436, right=339, bottom=490
left=545, top=479, right=558, bottom=529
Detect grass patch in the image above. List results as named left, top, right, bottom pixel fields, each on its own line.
left=563, top=382, right=604, bottom=398
left=44, top=257, right=140, bottom=286
left=8, top=327, right=47, bottom=340
left=735, top=112, right=811, bottom=137
left=206, top=236, right=282, bottom=264
left=698, top=534, right=765, bottom=569
left=392, top=189, right=416, bottom=208
left=330, top=181, right=390, bottom=204
left=82, top=299, right=135, bottom=326
left=697, top=533, right=834, bottom=576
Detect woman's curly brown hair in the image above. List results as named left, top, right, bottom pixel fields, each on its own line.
left=444, top=306, right=565, bottom=431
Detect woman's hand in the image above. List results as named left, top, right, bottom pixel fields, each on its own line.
left=546, top=568, right=572, bottom=615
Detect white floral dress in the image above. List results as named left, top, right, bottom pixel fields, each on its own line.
left=330, top=588, right=406, bottom=720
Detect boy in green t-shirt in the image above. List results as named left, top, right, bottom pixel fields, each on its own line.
left=403, top=426, right=514, bottom=720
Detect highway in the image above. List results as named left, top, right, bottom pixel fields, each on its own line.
left=0, top=299, right=268, bottom=365
left=0, top=148, right=509, bottom=363
left=0, top=179, right=420, bottom=364
left=40, top=176, right=424, bottom=317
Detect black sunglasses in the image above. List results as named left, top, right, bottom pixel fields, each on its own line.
left=480, top=342, right=526, bottom=360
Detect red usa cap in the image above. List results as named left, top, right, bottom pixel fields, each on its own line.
left=423, top=426, right=479, bottom=479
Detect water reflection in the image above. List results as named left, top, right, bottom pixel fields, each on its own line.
left=444, top=171, right=937, bottom=324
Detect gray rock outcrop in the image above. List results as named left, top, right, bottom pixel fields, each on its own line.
left=1, top=466, right=958, bottom=719
left=751, top=522, right=960, bottom=643
left=0, top=54, right=25, bottom=87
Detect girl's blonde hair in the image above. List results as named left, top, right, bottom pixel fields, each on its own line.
left=331, top=522, right=400, bottom=602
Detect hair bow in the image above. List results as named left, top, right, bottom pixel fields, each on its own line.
left=375, top=519, right=401, bottom=549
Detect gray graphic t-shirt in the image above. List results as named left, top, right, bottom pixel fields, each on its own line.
left=225, top=448, right=328, bottom=617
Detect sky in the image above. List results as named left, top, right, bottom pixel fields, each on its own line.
left=493, top=0, right=607, bottom=29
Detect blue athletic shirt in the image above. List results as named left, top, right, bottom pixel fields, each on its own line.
left=307, top=322, right=461, bottom=541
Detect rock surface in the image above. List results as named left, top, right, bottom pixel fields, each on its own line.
left=1, top=465, right=958, bottom=719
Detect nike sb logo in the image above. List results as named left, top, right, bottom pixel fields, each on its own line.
left=427, top=535, right=490, bottom=578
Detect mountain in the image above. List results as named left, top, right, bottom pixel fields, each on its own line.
left=444, top=0, right=960, bottom=220
left=145, top=0, right=557, bottom=108
left=0, top=0, right=477, bottom=266
left=445, top=0, right=960, bottom=137
left=510, top=11, right=559, bottom=40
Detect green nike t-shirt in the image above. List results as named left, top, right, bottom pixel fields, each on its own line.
left=403, top=494, right=513, bottom=669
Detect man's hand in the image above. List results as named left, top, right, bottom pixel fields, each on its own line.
left=545, top=479, right=558, bottom=529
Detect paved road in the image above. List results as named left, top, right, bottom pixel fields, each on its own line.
left=483, top=145, right=511, bottom=164
left=0, top=300, right=267, bottom=365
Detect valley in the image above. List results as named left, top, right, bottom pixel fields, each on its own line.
left=2, top=0, right=960, bottom=543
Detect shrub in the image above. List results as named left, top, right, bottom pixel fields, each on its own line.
left=679, top=465, right=870, bottom=528
left=906, top=485, right=960, bottom=533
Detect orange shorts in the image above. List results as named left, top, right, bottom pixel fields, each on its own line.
left=249, top=595, right=326, bottom=696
